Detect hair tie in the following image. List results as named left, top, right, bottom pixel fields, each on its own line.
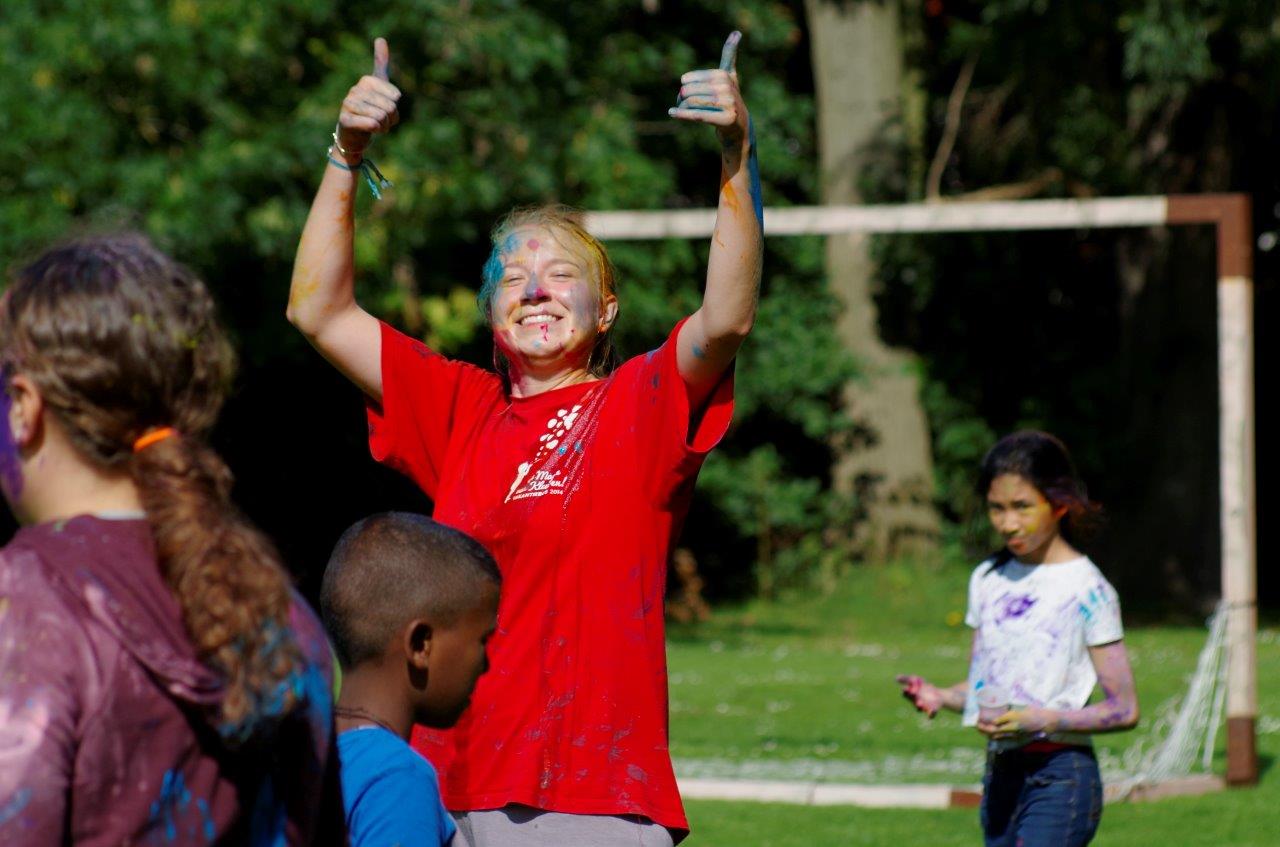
left=133, top=427, right=177, bottom=453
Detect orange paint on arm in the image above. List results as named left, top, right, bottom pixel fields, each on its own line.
left=333, top=190, right=353, bottom=225
left=720, top=180, right=742, bottom=216
left=288, top=271, right=321, bottom=310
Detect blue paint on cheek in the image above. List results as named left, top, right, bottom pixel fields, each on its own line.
left=478, top=247, right=505, bottom=317
left=691, top=343, right=706, bottom=360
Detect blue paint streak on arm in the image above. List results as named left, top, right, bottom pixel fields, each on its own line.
left=747, top=117, right=763, bottom=230
left=0, top=789, right=32, bottom=826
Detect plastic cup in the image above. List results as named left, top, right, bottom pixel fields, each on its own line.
left=977, top=684, right=1009, bottom=723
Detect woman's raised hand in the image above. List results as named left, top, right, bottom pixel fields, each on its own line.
left=669, top=31, right=749, bottom=148
left=335, top=38, right=402, bottom=156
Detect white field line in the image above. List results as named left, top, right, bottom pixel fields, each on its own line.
left=677, top=777, right=966, bottom=809
left=673, top=750, right=985, bottom=783
left=584, top=197, right=1169, bottom=240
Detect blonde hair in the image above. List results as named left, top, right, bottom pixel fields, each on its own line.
left=478, top=204, right=620, bottom=376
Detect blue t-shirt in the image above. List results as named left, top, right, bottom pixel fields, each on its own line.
left=338, top=726, right=456, bottom=847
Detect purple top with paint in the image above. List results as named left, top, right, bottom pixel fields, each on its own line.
left=0, top=516, right=345, bottom=846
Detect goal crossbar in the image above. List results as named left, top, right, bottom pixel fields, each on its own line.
left=585, top=194, right=1258, bottom=786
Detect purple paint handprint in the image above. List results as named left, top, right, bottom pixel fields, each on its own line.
left=996, top=593, right=1037, bottom=623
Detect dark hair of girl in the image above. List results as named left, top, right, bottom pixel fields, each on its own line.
left=2, top=232, right=302, bottom=744
left=977, top=430, right=1102, bottom=561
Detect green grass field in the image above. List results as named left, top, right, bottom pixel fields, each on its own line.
left=667, top=558, right=1279, bottom=844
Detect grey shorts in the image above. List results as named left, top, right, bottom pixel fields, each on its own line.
left=451, top=805, right=676, bottom=847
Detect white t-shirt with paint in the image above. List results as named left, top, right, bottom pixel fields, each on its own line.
left=962, top=555, right=1124, bottom=740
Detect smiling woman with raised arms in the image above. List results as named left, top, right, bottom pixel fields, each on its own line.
left=287, top=34, right=762, bottom=846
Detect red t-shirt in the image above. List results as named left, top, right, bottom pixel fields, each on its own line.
left=366, top=320, right=733, bottom=834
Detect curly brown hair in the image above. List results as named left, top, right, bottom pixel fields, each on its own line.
left=2, top=232, right=303, bottom=743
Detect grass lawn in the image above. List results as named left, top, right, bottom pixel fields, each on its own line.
left=667, top=558, right=1279, bottom=844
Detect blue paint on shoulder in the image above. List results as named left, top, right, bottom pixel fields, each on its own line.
left=149, top=770, right=193, bottom=842
left=0, top=788, right=32, bottom=826
left=196, top=798, right=216, bottom=842
left=249, top=774, right=287, bottom=847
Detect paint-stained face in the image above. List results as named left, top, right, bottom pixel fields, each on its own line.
left=421, top=583, right=498, bottom=728
left=488, top=228, right=615, bottom=372
left=986, top=473, right=1063, bottom=560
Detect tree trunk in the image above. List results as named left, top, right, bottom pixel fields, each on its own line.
left=805, top=0, right=940, bottom=557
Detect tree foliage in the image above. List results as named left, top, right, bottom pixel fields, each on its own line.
left=871, top=0, right=1280, bottom=608
left=1, top=0, right=849, bottom=598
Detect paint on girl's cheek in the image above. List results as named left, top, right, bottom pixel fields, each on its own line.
left=0, top=390, right=22, bottom=499
left=1023, top=502, right=1053, bottom=534
left=478, top=233, right=529, bottom=316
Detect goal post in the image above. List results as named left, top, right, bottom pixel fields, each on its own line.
left=585, top=194, right=1259, bottom=786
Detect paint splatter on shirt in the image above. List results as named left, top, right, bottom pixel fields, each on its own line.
left=0, top=516, right=344, bottom=845
left=963, top=555, right=1124, bottom=742
left=367, top=319, right=734, bottom=837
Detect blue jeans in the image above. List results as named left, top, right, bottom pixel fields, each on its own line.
left=980, top=746, right=1103, bottom=847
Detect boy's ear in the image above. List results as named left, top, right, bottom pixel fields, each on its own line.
left=403, top=619, right=433, bottom=670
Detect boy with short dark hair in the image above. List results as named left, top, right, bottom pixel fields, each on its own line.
left=321, top=512, right=500, bottom=847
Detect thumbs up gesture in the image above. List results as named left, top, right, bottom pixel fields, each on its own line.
left=668, top=31, right=749, bottom=148
left=335, top=37, right=402, bottom=158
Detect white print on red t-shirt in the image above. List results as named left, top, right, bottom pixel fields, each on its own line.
left=505, top=401, right=593, bottom=503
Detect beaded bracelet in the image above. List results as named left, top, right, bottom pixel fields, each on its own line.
left=327, top=147, right=393, bottom=200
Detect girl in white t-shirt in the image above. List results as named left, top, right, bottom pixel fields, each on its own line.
left=897, top=430, right=1139, bottom=847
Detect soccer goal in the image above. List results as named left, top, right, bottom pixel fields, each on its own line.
left=585, top=194, right=1258, bottom=801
